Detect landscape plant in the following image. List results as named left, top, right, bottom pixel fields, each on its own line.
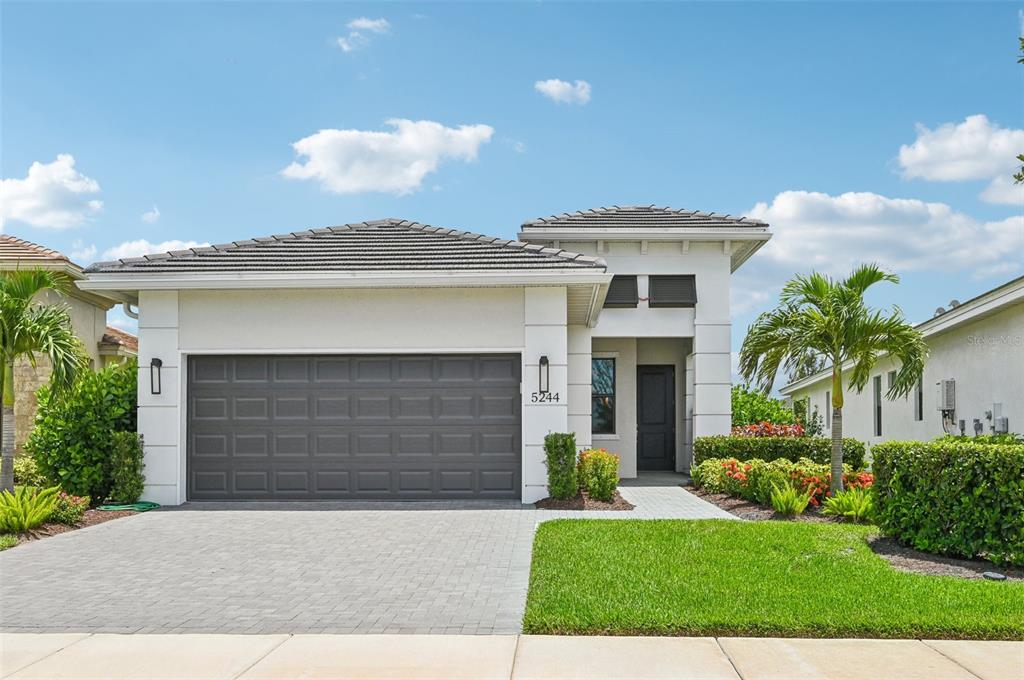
left=48, top=491, right=90, bottom=525
left=822, top=488, right=876, bottom=523
left=739, top=264, right=927, bottom=492
left=13, top=456, right=47, bottom=487
left=578, top=448, right=619, bottom=502
left=769, top=483, right=812, bottom=516
left=730, top=385, right=795, bottom=427
left=543, top=432, right=577, bottom=500
left=0, top=270, right=87, bottom=492
left=694, top=435, right=866, bottom=470
left=108, top=431, right=145, bottom=503
left=693, top=456, right=874, bottom=507
left=0, top=486, right=59, bottom=533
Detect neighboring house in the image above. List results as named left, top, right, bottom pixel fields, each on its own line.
left=80, top=206, right=771, bottom=505
left=781, top=275, right=1024, bottom=445
left=0, top=235, right=137, bottom=453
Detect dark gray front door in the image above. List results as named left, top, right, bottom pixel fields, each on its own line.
left=187, top=354, right=522, bottom=500
left=637, top=365, right=675, bottom=471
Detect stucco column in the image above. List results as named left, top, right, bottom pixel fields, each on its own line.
left=136, top=290, right=183, bottom=505
left=683, top=352, right=695, bottom=470
left=567, top=325, right=592, bottom=452
left=692, top=257, right=733, bottom=440
left=521, top=287, right=568, bottom=504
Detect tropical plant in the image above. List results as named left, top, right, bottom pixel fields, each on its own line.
left=738, top=264, right=927, bottom=492
left=108, top=431, right=145, bottom=503
left=0, top=270, right=87, bottom=492
left=769, top=483, right=812, bottom=516
left=730, top=385, right=796, bottom=427
left=48, top=491, right=90, bottom=525
left=792, top=398, right=823, bottom=436
left=0, top=486, right=59, bottom=532
left=13, top=456, right=47, bottom=487
left=822, top=488, right=876, bottom=523
left=578, top=448, right=619, bottom=502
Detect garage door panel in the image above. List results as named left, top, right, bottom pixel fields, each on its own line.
left=187, top=354, right=521, bottom=500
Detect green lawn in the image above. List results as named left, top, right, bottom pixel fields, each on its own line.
left=523, top=520, right=1024, bottom=639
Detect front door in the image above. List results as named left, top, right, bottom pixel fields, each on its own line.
left=637, top=365, right=675, bottom=471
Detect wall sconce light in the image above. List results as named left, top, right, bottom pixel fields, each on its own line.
left=150, top=358, right=163, bottom=395
left=538, top=355, right=550, bottom=394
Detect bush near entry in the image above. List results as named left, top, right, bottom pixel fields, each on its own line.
left=694, top=435, right=866, bottom=470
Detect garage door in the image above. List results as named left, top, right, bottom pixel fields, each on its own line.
left=187, top=354, right=522, bottom=500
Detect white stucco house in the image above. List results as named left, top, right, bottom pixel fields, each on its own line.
left=79, top=206, right=770, bottom=505
left=781, top=275, right=1023, bottom=445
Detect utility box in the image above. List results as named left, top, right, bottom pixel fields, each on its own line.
left=936, top=379, right=956, bottom=411
left=994, top=416, right=1010, bottom=434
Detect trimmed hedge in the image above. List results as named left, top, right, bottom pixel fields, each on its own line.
left=694, top=436, right=866, bottom=470
left=873, top=441, right=1024, bottom=566
left=543, top=433, right=577, bottom=500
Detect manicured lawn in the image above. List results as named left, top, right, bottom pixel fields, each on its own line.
left=523, top=520, right=1024, bottom=639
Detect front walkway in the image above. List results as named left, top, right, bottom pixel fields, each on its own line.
left=2, top=633, right=1019, bottom=679
left=0, top=476, right=729, bottom=636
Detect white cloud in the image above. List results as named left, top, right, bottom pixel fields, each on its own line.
left=141, top=205, right=161, bottom=223
left=337, top=17, right=389, bottom=52
left=282, top=118, right=494, bottom=194
left=102, top=239, right=207, bottom=260
left=979, top=175, right=1024, bottom=206
left=69, top=239, right=97, bottom=263
left=898, top=114, right=1024, bottom=204
left=731, top=190, right=1024, bottom=314
left=534, top=79, right=591, bottom=105
left=0, top=155, right=102, bottom=230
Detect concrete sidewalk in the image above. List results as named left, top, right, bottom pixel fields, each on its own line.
left=2, top=634, right=1020, bottom=679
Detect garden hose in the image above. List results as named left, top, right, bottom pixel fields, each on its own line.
left=96, top=501, right=161, bottom=512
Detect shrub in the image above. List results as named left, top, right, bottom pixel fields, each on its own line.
left=108, top=432, right=145, bottom=503
left=578, top=448, right=619, bottom=502
left=13, top=456, right=47, bottom=487
left=822, top=488, right=876, bottom=523
left=0, top=486, right=59, bottom=533
left=0, top=534, right=17, bottom=551
left=936, top=433, right=1024, bottom=445
left=745, top=458, right=794, bottom=505
left=543, top=433, right=578, bottom=500
left=694, top=456, right=872, bottom=507
left=731, top=422, right=804, bottom=438
left=731, top=385, right=796, bottom=427
left=49, top=491, right=90, bottom=525
left=873, top=440, right=1024, bottom=566
left=694, top=435, right=866, bottom=470
left=26, top=361, right=137, bottom=500
left=691, top=459, right=726, bottom=492
left=769, top=483, right=811, bottom=515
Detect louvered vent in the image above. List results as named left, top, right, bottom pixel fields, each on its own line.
left=603, top=275, right=639, bottom=308
left=649, top=275, right=697, bottom=308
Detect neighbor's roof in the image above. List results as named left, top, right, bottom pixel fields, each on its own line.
left=100, top=326, right=139, bottom=353
left=85, top=219, right=607, bottom=274
left=520, top=205, right=768, bottom=231
left=0, top=235, right=72, bottom=263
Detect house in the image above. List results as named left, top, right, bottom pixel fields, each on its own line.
left=780, top=275, right=1023, bottom=445
left=0, top=235, right=137, bottom=453
left=79, top=206, right=771, bottom=505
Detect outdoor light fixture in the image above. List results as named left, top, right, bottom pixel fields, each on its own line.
left=150, top=357, right=163, bottom=395
left=538, top=355, right=550, bottom=394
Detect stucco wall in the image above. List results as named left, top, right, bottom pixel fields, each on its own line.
left=787, top=304, right=1024, bottom=446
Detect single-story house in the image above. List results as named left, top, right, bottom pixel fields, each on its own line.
left=781, top=274, right=1023, bottom=444
left=0, top=235, right=137, bottom=453
left=80, top=206, right=771, bottom=504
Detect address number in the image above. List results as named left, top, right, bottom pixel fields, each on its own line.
left=530, top=392, right=561, bottom=403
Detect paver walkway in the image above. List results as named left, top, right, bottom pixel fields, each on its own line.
left=0, top=476, right=731, bottom=635
left=1, top=633, right=1020, bottom=679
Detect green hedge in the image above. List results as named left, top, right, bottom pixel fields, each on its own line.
left=872, top=441, right=1024, bottom=566
left=694, top=436, right=866, bottom=470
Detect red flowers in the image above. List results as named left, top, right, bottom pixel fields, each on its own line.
left=731, top=422, right=805, bottom=438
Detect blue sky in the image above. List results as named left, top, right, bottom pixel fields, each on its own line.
left=2, top=1, right=1022, bottom=362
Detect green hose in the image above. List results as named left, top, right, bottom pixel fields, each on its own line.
left=96, top=501, right=161, bottom=512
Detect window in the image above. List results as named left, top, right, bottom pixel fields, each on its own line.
left=873, top=376, right=882, bottom=437
left=888, top=370, right=897, bottom=391
left=591, top=358, right=616, bottom=434
left=648, top=275, right=697, bottom=308
left=603, top=276, right=639, bottom=308
left=825, top=390, right=831, bottom=428
left=914, top=376, right=924, bottom=421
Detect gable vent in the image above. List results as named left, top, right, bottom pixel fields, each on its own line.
left=604, top=275, right=639, bottom=308
left=649, top=275, right=697, bottom=308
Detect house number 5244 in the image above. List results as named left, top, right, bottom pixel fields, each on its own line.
left=530, top=392, right=561, bottom=403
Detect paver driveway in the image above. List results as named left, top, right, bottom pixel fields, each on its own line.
left=0, top=482, right=732, bottom=635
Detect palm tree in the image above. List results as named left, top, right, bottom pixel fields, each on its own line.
left=0, top=270, right=87, bottom=492
left=738, top=264, right=927, bottom=493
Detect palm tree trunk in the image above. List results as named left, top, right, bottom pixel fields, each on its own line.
left=0, top=360, right=14, bottom=493
left=830, top=406, right=844, bottom=494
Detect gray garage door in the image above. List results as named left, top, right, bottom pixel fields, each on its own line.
left=187, top=354, right=522, bottom=500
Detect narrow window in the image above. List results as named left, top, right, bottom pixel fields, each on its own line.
left=603, top=276, right=639, bottom=308
left=873, top=376, right=882, bottom=437
left=914, top=376, right=924, bottom=422
left=592, top=358, right=616, bottom=434
left=825, top=390, right=831, bottom=428
left=887, top=370, right=897, bottom=391
left=648, top=275, right=697, bottom=308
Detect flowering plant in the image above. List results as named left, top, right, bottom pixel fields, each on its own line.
left=49, top=491, right=90, bottom=525
left=731, top=421, right=805, bottom=438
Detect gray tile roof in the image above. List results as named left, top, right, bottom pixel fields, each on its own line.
left=521, top=205, right=768, bottom=230
left=85, top=219, right=606, bottom=274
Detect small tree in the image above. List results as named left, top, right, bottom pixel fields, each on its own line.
left=739, top=264, right=927, bottom=493
left=731, top=384, right=796, bottom=427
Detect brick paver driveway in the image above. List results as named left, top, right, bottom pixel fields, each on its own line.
left=0, top=481, right=731, bottom=635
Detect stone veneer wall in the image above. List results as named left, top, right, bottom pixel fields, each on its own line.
left=13, top=355, right=52, bottom=454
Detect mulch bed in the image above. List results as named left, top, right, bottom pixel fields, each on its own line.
left=5, top=508, right=137, bottom=548
left=685, top=483, right=1022, bottom=581
left=535, top=490, right=635, bottom=511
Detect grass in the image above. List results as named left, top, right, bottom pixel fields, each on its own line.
left=0, top=533, right=19, bottom=551
left=523, top=520, right=1024, bottom=639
